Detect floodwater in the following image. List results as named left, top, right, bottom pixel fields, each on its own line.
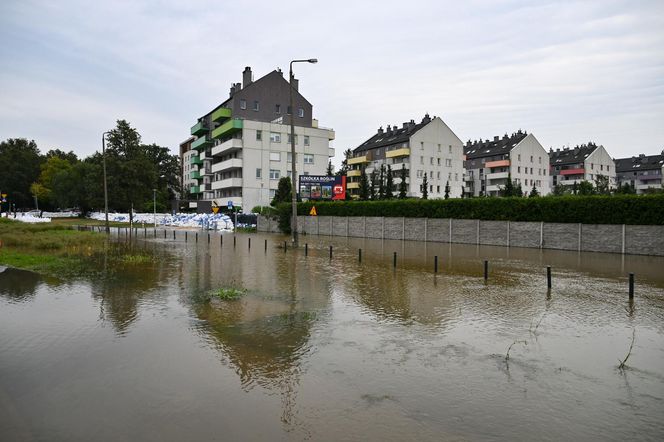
left=1, top=230, right=664, bottom=441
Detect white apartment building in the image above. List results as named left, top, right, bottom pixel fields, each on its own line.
left=347, top=115, right=465, bottom=198
left=549, top=142, right=616, bottom=189
left=183, top=66, right=334, bottom=212
left=464, top=131, right=551, bottom=196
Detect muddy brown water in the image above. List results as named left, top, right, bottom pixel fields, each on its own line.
left=1, top=230, right=663, bottom=441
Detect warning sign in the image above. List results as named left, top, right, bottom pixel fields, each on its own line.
left=309, top=206, right=317, bottom=216
left=212, top=207, right=219, bottom=214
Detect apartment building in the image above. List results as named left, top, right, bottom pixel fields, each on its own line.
left=347, top=115, right=464, bottom=198
left=548, top=142, right=615, bottom=189
left=615, top=151, right=664, bottom=194
left=183, top=67, right=335, bottom=211
left=463, top=131, right=550, bottom=197
left=179, top=137, right=196, bottom=200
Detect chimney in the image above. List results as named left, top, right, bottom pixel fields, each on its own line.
left=234, top=82, right=241, bottom=92
left=422, top=113, right=431, bottom=124
left=393, top=125, right=398, bottom=132
left=242, top=66, right=252, bottom=88
left=494, top=136, right=499, bottom=142
left=229, top=84, right=236, bottom=97
left=377, top=126, right=384, bottom=135
left=402, top=122, right=409, bottom=129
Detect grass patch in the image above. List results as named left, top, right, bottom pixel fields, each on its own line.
left=209, top=286, right=247, bottom=300
left=235, top=226, right=257, bottom=233
left=120, top=253, right=153, bottom=264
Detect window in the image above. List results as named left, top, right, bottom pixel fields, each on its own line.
left=269, top=189, right=276, bottom=198
left=449, top=145, right=452, bottom=153
left=270, top=132, right=281, bottom=143
left=240, top=99, right=247, bottom=110
left=430, top=185, right=433, bottom=192
left=417, top=170, right=423, bottom=178
left=600, top=164, right=604, bottom=171
left=455, top=173, right=458, bottom=181
left=304, top=154, right=314, bottom=164
left=430, top=157, right=434, bottom=165
left=269, top=169, right=280, bottom=180
left=287, top=170, right=292, bottom=178
left=288, top=134, right=298, bottom=144
left=420, top=156, right=424, bottom=165
left=304, top=135, right=310, bottom=146
left=270, top=152, right=280, bottom=162
left=253, top=100, right=259, bottom=111
left=287, top=152, right=293, bottom=163
left=275, top=104, right=281, bottom=114
left=445, top=159, right=452, bottom=167
left=531, top=167, right=534, bottom=174
left=591, top=163, right=594, bottom=169
left=517, top=166, right=521, bottom=173
left=256, top=168, right=262, bottom=178
left=256, top=130, right=262, bottom=141
left=437, top=185, right=440, bottom=193
left=437, top=171, right=441, bottom=179
left=429, top=171, right=433, bottom=178
left=539, top=156, right=542, bottom=164
left=438, top=144, right=441, bottom=152
left=421, top=142, right=424, bottom=150
left=298, top=108, right=304, bottom=118
left=530, top=155, right=533, bottom=162
left=437, top=158, right=441, bottom=166
left=287, top=106, right=292, bottom=115
left=518, top=154, right=521, bottom=161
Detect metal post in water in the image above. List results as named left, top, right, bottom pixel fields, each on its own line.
left=547, top=266, right=552, bottom=289
left=208, top=233, right=210, bottom=244
left=164, top=229, right=166, bottom=239
left=264, top=239, right=267, bottom=252
left=629, top=273, right=634, bottom=299
left=185, top=231, right=188, bottom=242
left=359, top=248, right=362, bottom=263
left=393, top=252, right=397, bottom=268
left=284, top=241, right=287, bottom=252
left=173, top=230, right=175, bottom=240
left=484, top=260, right=488, bottom=281
left=248, top=238, right=251, bottom=249
left=329, top=245, right=333, bottom=260
left=434, top=255, right=438, bottom=273
left=305, top=243, right=308, bottom=256
left=195, top=232, right=198, bottom=242
left=233, top=236, right=236, bottom=248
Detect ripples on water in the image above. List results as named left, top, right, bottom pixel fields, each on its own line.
left=1, top=233, right=663, bottom=441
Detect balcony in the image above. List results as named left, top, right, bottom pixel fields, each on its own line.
left=190, top=156, right=203, bottom=166
left=347, top=169, right=361, bottom=177
left=211, top=158, right=243, bottom=174
left=211, top=107, right=232, bottom=123
left=464, top=175, right=475, bottom=182
left=347, top=182, right=360, bottom=189
left=348, top=155, right=368, bottom=165
left=211, top=118, right=243, bottom=139
left=486, top=184, right=501, bottom=193
left=191, top=170, right=202, bottom=180
left=328, top=148, right=335, bottom=158
left=386, top=148, right=411, bottom=158
left=211, top=177, right=243, bottom=190
left=559, top=168, right=585, bottom=176
left=211, top=138, right=243, bottom=157
left=485, top=159, right=510, bottom=168
left=190, top=121, right=208, bottom=136
left=192, top=136, right=211, bottom=151
left=486, top=171, right=509, bottom=180
left=189, top=186, right=200, bottom=194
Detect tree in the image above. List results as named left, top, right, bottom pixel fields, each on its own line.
left=46, top=149, right=78, bottom=164
left=514, top=183, right=523, bottom=197
left=615, top=182, right=635, bottom=195
left=500, top=173, right=515, bottom=197
left=444, top=181, right=450, bottom=199
left=0, top=138, right=42, bottom=209
left=358, top=167, right=370, bottom=201
left=326, top=161, right=334, bottom=176
left=378, top=164, right=386, bottom=199
left=577, top=180, right=594, bottom=195
left=337, top=149, right=352, bottom=176
left=572, top=181, right=578, bottom=195
left=421, top=174, right=429, bottom=199
left=552, top=184, right=567, bottom=196
left=529, top=184, right=539, bottom=197
left=385, top=165, right=394, bottom=199
left=369, top=170, right=377, bottom=200
left=398, top=165, right=408, bottom=199
left=594, top=174, right=610, bottom=195
left=30, top=156, right=74, bottom=210
left=271, top=177, right=292, bottom=206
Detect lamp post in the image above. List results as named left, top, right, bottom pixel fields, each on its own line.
left=102, top=131, right=110, bottom=234
left=289, top=58, right=317, bottom=246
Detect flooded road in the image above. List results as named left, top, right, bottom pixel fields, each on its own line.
left=1, top=231, right=664, bottom=441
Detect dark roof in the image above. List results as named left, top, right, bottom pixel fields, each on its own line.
left=548, top=142, right=599, bottom=166
left=463, top=130, right=528, bottom=160
left=353, top=114, right=433, bottom=153
left=615, top=152, right=664, bottom=173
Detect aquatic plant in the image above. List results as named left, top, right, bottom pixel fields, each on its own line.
left=618, top=328, right=636, bottom=370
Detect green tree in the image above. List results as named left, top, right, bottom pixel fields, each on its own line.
left=577, top=180, right=595, bottom=195
left=369, top=170, right=377, bottom=200
left=358, top=167, right=370, bottom=201
left=337, top=149, right=352, bottom=176
left=142, top=143, right=182, bottom=207
left=398, top=165, right=408, bottom=199
left=0, top=138, right=42, bottom=209
left=615, top=182, right=636, bottom=195
left=594, top=174, right=610, bottom=195
left=46, top=149, right=78, bottom=164
left=385, top=165, right=394, bottom=199
left=421, top=174, right=429, bottom=199
left=326, top=161, right=333, bottom=176
left=500, top=173, right=515, bottom=197
left=271, top=176, right=292, bottom=206
left=30, top=156, right=74, bottom=210
left=552, top=184, right=567, bottom=196
left=514, top=182, right=524, bottom=197
left=378, top=164, right=386, bottom=199
left=572, top=181, right=578, bottom=195
left=444, top=181, right=450, bottom=199
left=529, top=183, right=539, bottom=197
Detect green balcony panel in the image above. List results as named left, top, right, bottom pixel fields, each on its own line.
left=190, top=155, right=203, bottom=166
left=190, top=121, right=208, bottom=136
left=191, top=171, right=201, bottom=179
left=211, top=118, right=243, bottom=139
left=211, top=107, right=232, bottom=123
left=192, top=136, right=211, bottom=151
left=189, top=186, right=200, bottom=194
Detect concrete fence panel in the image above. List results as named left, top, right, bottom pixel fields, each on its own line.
left=479, top=220, right=508, bottom=246
left=581, top=224, right=623, bottom=254
left=451, top=219, right=477, bottom=244
left=332, top=216, right=347, bottom=237
left=365, top=217, right=384, bottom=239
left=509, top=222, right=541, bottom=248
left=626, top=225, right=664, bottom=256
left=384, top=218, right=403, bottom=240
left=543, top=223, right=579, bottom=251
left=404, top=218, right=426, bottom=242
left=348, top=217, right=364, bottom=238
left=426, top=218, right=451, bottom=243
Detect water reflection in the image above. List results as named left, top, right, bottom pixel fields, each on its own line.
left=0, top=267, right=42, bottom=302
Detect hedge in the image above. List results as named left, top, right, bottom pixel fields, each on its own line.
left=273, top=195, right=664, bottom=229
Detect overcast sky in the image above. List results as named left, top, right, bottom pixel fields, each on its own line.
left=1, top=0, right=663, bottom=167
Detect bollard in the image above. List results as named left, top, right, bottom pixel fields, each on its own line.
left=547, top=266, right=552, bottom=289
left=484, top=260, right=488, bottom=280
left=248, top=238, right=251, bottom=249
left=208, top=233, right=210, bottom=243
left=359, top=248, right=362, bottom=263
left=144, top=227, right=146, bottom=237
left=629, top=273, right=634, bottom=299
left=185, top=231, right=188, bottom=242
left=284, top=241, right=287, bottom=252
left=264, top=239, right=267, bottom=252
left=195, top=232, right=198, bottom=242
left=220, top=235, right=223, bottom=247
left=329, top=245, right=333, bottom=260
left=434, top=256, right=438, bottom=273
left=173, top=230, right=175, bottom=240
left=305, top=243, right=308, bottom=256
left=234, top=236, right=236, bottom=248
left=164, top=229, right=166, bottom=239
left=393, top=252, right=397, bottom=268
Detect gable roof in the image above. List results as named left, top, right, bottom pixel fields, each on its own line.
left=463, top=130, right=528, bottom=160
left=615, top=153, right=664, bottom=172
left=353, top=114, right=433, bottom=153
left=548, top=142, right=600, bottom=166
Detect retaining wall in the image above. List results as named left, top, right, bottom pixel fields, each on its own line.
left=256, top=216, right=664, bottom=256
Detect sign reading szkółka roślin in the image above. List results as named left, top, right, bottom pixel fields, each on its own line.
left=299, top=175, right=346, bottom=201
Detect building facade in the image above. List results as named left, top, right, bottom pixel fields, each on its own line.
left=615, top=152, right=664, bottom=194
left=347, top=115, right=465, bottom=198
left=463, top=131, right=551, bottom=197
left=548, top=142, right=616, bottom=190
left=183, top=67, right=335, bottom=211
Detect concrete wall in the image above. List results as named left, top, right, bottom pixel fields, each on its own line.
left=256, top=216, right=664, bottom=256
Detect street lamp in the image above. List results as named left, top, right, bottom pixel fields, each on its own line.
left=102, top=131, right=110, bottom=234
left=289, top=58, right=317, bottom=246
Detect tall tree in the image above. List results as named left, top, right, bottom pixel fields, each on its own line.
left=444, top=181, right=450, bottom=199
left=0, top=138, right=42, bottom=209
left=271, top=176, right=292, bottom=206
left=378, top=164, right=386, bottom=199
left=500, top=173, right=515, bottom=197
left=529, top=183, right=539, bottom=197
left=46, top=149, right=78, bottom=164
left=577, top=180, right=594, bottom=195
left=30, top=156, right=74, bottom=210
left=398, top=165, right=408, bottom=199
left=326, top=161, right=334, bottom=176
left=385, top=165, right=394, bottom=199
left=421, top=174, right=429, bottom=199
left=514, top=182, right=524, bottom=197
left=572, top=181, right=578, bottom=195
left=594, top=174, right=610, bottom=195
left=369, top=170, right=377, bottom=200
left=358, top=167, right=370, bottom=201
left=337, top=149, right=352, bottom=176
left=552, top=184, right=566, bottom=196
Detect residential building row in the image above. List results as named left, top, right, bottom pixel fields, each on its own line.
left=181, top=66, right=662, bottom=209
